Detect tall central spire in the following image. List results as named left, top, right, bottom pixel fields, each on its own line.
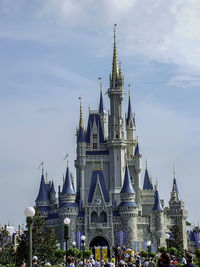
left=79, top=99, right=84, bottom=129
left=112, top=24, right=119, bottom=82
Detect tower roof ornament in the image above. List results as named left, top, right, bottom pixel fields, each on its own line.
left=79, top=97, right=84, bottom=129
left=112, top=24, right=119, bottom=82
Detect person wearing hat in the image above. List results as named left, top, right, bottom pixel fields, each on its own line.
left=184, top=253, right=195, bottom=267
left=157, top=252, right=174, bottom=267
left=32, top=256, right=40, bottom=267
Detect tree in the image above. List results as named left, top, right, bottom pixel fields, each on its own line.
left=16, top=232, right=28, bottom=265
left=17, top=208, right=58, bottom=265
left=68, top=247, right=80, bottom=258
left=158, top=247, right=167, bottom=253
left=0, top=226, right=16, bottom=265
left=54, top=249, right=65, bottom=264
left=168, top=247, right=178, bottom=256
left=194, top=248, right=200, bottom=266
left=169, top=224, right=183, bottom=257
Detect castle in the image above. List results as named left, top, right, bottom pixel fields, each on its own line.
left=35, top=28, right=188, bottom=254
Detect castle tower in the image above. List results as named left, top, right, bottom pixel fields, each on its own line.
left=35, top=166, right=50, bottom=217
left=75, top=100, right=86, bottom=204
left=152, top=182, right=164, bottom=248
left=168, top=172, right=188, bottom=249
left=126, top=91, right=136, bottom=159
left=119, top=166, right=138, bottom=248
left=107, top=25, right=126, bottom=200
left=141, top=162, right=155, bottom=215
left=99, top=84, right=107, bottom=139
left=49, top=180, right=56, bottom=209
left=59, top=162, right=78, bottom=246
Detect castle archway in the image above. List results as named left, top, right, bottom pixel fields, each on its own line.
left=89, top=236, right=110, bottom=259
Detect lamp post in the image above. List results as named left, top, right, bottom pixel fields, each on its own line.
left=64, top=217, right=70, bottom=265
left=165, top=233, right=170, bottom=251
left=81, top=235, right=86, bottom=267
left=24, top=207, right=35, bottom=267
left=146, top=240, right=152, bottom=256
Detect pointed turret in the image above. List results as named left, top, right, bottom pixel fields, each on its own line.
left=109, top=24, right=123, bottom=89
left=120, top=166, right=138, bottom=205
left=143, top=162, right=153, bottom=190
left=171, top=170, right=181, bottom=201
left=112, top=24, right=119, bottom=83
left=126, top=91, right=135, bottom=126
left=99, top=89, right=104, bottom=115
left=121, top=166, right=135, bottom=194
left=36, top=167, right=49, bottom=202
left=50, top=180, right=56, bottom=194
left=152, top=182, right=163, bottom=211
left=77, top=100, right=85, bottom=143
left=134, top=142, right=141, bottom=157
left=62, top=163, right=75, bottom=195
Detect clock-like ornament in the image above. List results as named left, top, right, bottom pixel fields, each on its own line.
left=95, top=197, right=102, bottom=205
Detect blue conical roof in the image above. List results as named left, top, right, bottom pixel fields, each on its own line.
left=126, top=95, right=135, bottom=126
left=77, top=126, right=85, bottom=143
left=134, top=143, right=141, bottom=157
left=62, top=166, right=75, bottom=195
left=99, top=90, right=104, bottom=114
left=121, top=166, right=135, bottom=194
left=152, top=189, right=163, bottom=211
left=49, top=181, right=56, bottom=194
left=172, top=178, right=181, bottom=201
left=143, top=169, right=153, bottom=190
left=36, top=172, right=49, bottom=202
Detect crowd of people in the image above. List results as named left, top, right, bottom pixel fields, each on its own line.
left=65, top=249, right=197, bottom=267
left=19, top=248, right=197, bottom=267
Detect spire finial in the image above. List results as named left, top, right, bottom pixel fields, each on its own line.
left=46, top=171, right=48, bottom=183
left=155, top=179, right=158, bottom=190
left=173, top=165, right=176, bottom=178
left=112, top=24, right=119, bottom=82
left=79, top=97, right=84, bottom=129
left=67, top=159, right=69, bottom=168
left=42, top=163, right=44, bottom=176
left=145, top=160, right=148, bottom=170
left=98, top=77, right=102, bottom=92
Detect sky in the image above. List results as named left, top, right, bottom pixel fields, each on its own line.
left=0, top=0, right=200, bottom=228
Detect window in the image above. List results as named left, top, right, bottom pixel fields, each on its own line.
left=93, top=134, right=97, bottom=139
left=93, top=143, right=97, bottom=149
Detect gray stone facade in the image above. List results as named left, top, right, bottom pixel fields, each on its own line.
left=35, top=29, right=188, bottom=253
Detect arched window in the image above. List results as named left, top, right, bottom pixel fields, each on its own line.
left=91, top=211, right=98, bottom=223
left=99, top=211, right=107, bottom=223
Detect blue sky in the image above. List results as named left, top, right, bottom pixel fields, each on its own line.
left=0, top=0, right=200, bottom=227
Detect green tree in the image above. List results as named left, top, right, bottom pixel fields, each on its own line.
left=194, top=248, right=200, bottom=266
left=168, top=247, right=178, bottom=256
left=158, top=246, right=167, bottom=253
left=169, top=224, right=183, bottom=257
left=16, top=232, right=28, bottom=265
left=54, top=249, right=65, bottom=264
left=140, top=250, right=148, bottom=258
left=68, top=247, right=80, bottom=258
left=17, top=208, right=58, bottom=265
left=0, top=241, right=16, bottom=265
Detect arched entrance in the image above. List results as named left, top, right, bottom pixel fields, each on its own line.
left=89, top=236, right=110, bottom=260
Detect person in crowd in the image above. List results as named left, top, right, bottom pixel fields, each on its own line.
left=94, top=258, right=100, bottom=267
left=32, top=256, right=40, bottom=267
left=148, top=258, right=155, bottom=267
left=157, top=252, right=174, bottom=267
left=184, top=253, right=196, bottom=267
left=67, top=256, right=74, bottom=267
left=20, top=261, right=26, bottom=267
